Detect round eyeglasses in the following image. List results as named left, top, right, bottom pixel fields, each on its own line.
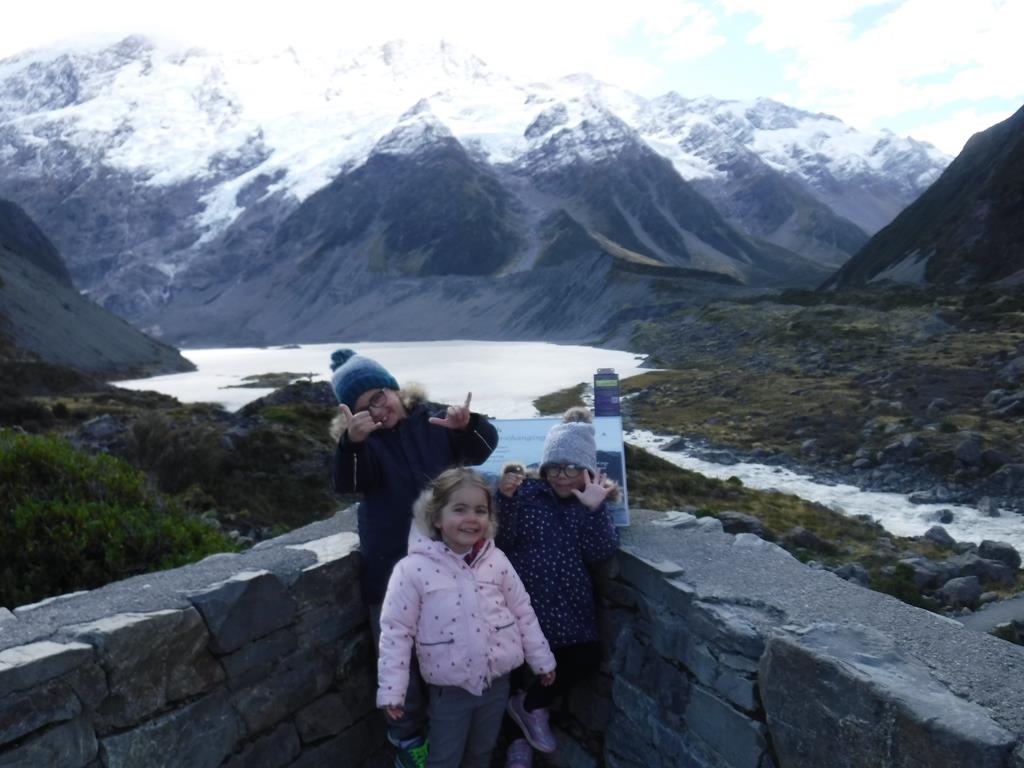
left=360, top=389, right=388, bottom=413
left=544, top=463, right=583, bottom=478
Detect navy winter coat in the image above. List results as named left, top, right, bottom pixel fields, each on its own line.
left=332, top=401, right=498, bottom=604
left=495, top=478, right=619, bottom=648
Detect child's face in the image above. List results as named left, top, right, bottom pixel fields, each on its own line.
left=353, top=387, right=405, bottom=429
left=436, top=485, right=490, bottom=553
left=545, top=464, right=586, bottom=499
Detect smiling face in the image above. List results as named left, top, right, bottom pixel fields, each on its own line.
left=543, top=463, right=587, bottom=499
left=352, top=387, right=406, bottom=429
left=435, top=484, right=491, bottom=554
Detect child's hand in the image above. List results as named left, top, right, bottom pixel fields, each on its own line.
left=498, top=471, right=523, bottom=497
left=572, top=469, right=610, bottom=510
left=339, top=404, right=383, bottom=443
left=429, top=392, right=473, bottom=430
left=540, top=670, right=556, bottom=686
left=384, top=705, right=404, bottom=720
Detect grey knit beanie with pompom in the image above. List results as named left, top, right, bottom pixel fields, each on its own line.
left=541, top=406, right=597, bottom=474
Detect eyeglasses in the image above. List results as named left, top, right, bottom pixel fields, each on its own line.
left=360, top=389, right=388, bottom=413
left=544, top=463, right=583, bottom=478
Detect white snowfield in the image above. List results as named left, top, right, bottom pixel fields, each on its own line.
left=0, top=36, right=949, bottom=244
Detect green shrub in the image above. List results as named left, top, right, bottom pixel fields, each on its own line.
left=0, top=429, right=233, bottom=608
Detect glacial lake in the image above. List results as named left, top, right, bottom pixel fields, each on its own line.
left=115, top=341, right=1023, bottom=552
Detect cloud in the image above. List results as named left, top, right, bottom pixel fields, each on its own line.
left=905, top=105, right=1019, bottom=155
left=715, top=0, right=1024, bottom=148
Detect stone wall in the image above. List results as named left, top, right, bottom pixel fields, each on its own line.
left=2, top=506, right=1024, bottom=767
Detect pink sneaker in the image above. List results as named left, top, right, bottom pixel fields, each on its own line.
left=507, top=692, right=557, bottom=753
left=505, top=738, right=533, bottom=768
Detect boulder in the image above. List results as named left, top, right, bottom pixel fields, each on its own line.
left=977, top=540, right=1022, bottom=570
left=923, top=526, right=956, bottom=550
left=716, top=511, right=764, bottom=537
left=954, top=433, right=983, bottom=467
left=946, top=553, right=1017, bottom=587
left=831, top=563, right=870, bottom=587
left=783, top=527, right=838, bottom=555
left=937, top=576, right=982, bottom=609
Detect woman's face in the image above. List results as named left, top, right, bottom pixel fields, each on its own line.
left=353, top=387, right=406, bottom=429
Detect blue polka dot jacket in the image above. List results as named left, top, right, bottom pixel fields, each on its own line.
left=376, top=533, right=555, bottom=706
left=496, top=477, right=620, bottom=648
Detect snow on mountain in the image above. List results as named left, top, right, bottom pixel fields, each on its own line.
left=0, top=35, right=953, bottom=339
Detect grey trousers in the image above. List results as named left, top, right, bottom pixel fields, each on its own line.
left=426, top=675, right=511, bottom=768
left=370, top=603, right=428, bottom=741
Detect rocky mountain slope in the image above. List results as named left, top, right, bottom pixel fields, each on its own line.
left=0, top=199, right=192, bottom=375
left=0, top=37, right=949, bottom=345
left=824, top=103, right=1024, bottom=289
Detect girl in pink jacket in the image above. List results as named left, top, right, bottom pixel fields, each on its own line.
left=377, top=467, right=556, bottom=768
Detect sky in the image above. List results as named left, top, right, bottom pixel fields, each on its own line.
left=1, top=0, right=1021, bottom=155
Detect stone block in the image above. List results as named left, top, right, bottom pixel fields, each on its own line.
left=220, top=627, right=298, bottom=684
left=187, top=570, right=297, bottom=654
left=759, top=623, right=1015, bottom=768
left=66, top=608, right=223, bottom=730
left=221, top=722, right=300, bottom=768
left=615, top=549, right=687, bottom=606
left=98, top=690, right=239, bottom=768
left=287, top=550, right=361, bottom=607
left=0, top=676, right=81, bottom=747
left=685, top=685, right=769, bottom=768
left=232, top=648, right=333, bottom=736
left=294, top=601, right=365, bottom=649
left=0, top=641, right=93, bottom=699
left=685, top=601, right=767, bottom=659
left=286, top=715, right=383, bottom=768
left=295, top=692, right=355, bottom=743
left=0, top=717, right=96, bottom=768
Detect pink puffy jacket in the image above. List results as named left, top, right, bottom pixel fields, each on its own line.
left=377, top=533, right=555, bottom=706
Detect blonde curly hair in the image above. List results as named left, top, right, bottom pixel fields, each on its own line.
left=412, top=467, right=498, bottom=541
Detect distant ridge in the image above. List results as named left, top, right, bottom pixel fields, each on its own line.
left=823, top=103, right=1024, bottom=289
left=0, top=199, right=194, bottom=376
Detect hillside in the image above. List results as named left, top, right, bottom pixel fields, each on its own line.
left=823, top=103, right=1024, bottom=289
left=0, top=199, right=193, bottom=377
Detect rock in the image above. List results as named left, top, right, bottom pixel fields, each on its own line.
left=937, top=576, right=982, bottom=609
left=923, top=526, right=957, bottom=550
left=832, top=563, right=870, bottom=587
left=981, top=449, right=1011, bottom=469
left=977, top=497, right=1000, bottom=517
left=927, top=508, right=955, bottom=524
left=852, top=458, right=873, bottom=470
left=977, top=540, right=1022, bottom=570
left=996, top=356, right=1024, bottom=385
left=954, top=433, right=983, bottom=467
left=926, top=397, right=952, bottom=416
left=716, top=511, right=764, bottom=537
left=783, top=527, right=838, bottom=555
left=898, top=557, right=957, bottom=590
left=946, top=553, right=1017, bottom=586
left=984, top=464, right=1024, bottom=494
left=800, top=439, right=819, bottom=456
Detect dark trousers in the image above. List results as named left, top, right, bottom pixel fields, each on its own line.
left=505, top=641, right=602, bottom=739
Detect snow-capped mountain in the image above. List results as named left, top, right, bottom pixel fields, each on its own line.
left=0, top=36, right=950, bottom=344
